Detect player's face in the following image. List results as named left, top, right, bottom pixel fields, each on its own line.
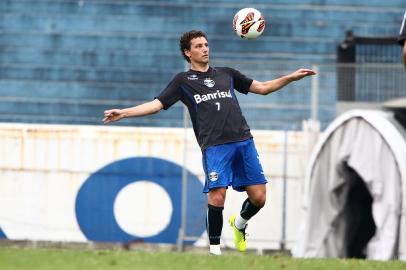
left=186, top=37, right=209, bottom=64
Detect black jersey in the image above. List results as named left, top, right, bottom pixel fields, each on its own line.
left=156, top=67, right=253, bottom=150
left=399, top=11, right=406, bottom=45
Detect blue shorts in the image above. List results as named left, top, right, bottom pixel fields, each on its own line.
left=202, top=138, right=268, bottom=193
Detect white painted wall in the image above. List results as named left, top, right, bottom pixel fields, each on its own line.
left=0, top=123, right=318, bottom=250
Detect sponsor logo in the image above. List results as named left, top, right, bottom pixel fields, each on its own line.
left=209, top=172, right=218, bottom=182
left=203, top=78, right=215, bottom=88
left=187, top=74, right=198, bottom=80
left=193, top=90, right=232, bottom=104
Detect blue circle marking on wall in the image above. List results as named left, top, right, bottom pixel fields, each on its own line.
left=75, top=157, right=206, bottom=244
left=0, top=228, right=7, bottom=239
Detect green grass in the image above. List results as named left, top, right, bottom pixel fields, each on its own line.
left=0, top=246, right=405, bottom=270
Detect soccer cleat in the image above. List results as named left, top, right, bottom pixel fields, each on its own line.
left=229, top=214, right=247, bottom=252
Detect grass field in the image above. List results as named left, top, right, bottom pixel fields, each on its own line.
left=1, top=246, right=406, bottom=270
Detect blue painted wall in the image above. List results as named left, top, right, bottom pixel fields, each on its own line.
left=0, top=0, right=404, bottom=129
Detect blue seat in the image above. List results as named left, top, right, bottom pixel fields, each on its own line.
left=0, top=0, right=403, bottom=129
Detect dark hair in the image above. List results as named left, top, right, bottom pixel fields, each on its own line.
left=179, top=30, right=208, bottom=63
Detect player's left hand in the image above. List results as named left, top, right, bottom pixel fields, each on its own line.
left=288, top=68, right=317, bottom=81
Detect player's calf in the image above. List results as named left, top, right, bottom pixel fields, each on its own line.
left=207, top=204, right=224, bottom=255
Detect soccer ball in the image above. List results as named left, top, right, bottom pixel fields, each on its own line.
left=233, top=8, right=265, bottom=39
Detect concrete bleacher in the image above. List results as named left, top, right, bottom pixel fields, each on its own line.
left=0, top=0, right=404, bottom=129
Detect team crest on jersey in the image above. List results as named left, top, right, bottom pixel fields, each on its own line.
left=209, top=171, right=218, bottom=182
left=203, top=78, right=215, bottom=88
left=187, top=74, right=198, bottom=80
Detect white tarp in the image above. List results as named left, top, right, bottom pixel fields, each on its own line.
left=293, top=110, right=406, bottom=260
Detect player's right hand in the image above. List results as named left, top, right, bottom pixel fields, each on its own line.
left=103, top=109, right=125, bottom=124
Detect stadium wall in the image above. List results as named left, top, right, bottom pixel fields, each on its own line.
left=0, top=123, right=317, bottom=250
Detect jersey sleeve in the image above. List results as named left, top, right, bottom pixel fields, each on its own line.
left=223, top=67, right=253, bottom=95
left=155, top=73, right=183, bottom=110
left=399, top=11, right=406, bottom=46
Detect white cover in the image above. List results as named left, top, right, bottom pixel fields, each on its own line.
left=293, top=110, right=406, bottom=260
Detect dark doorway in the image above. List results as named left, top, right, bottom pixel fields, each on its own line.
left=341, top=162, right=377, bottom=258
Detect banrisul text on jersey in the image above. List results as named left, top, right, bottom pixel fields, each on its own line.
left=194, top=90, right=233, bottom=104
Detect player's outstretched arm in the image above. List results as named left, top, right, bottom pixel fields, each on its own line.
left=103, top=99, right=163, bottom=124
left=249, top=68, right=316, bottom=95
left=403, top=45, right=406, bottom=69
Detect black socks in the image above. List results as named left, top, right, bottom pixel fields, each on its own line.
left=207, top=199, right=261, bottom=245
left=240, top=198, right=261, bottom=220
left=206, top=204, right=223, bottom=245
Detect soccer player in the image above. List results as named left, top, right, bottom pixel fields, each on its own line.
left=103, top=30, right=316, bottom=255
left=399, top=10, right=406, bottom=68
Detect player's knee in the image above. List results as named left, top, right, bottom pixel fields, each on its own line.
left=211, top=194, right=226, bottom=206
left=250, top=191, right=266, bottom=208
left=208, top=189, right=226, bottom=207
left=252, top=197, right=266, bottom=208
